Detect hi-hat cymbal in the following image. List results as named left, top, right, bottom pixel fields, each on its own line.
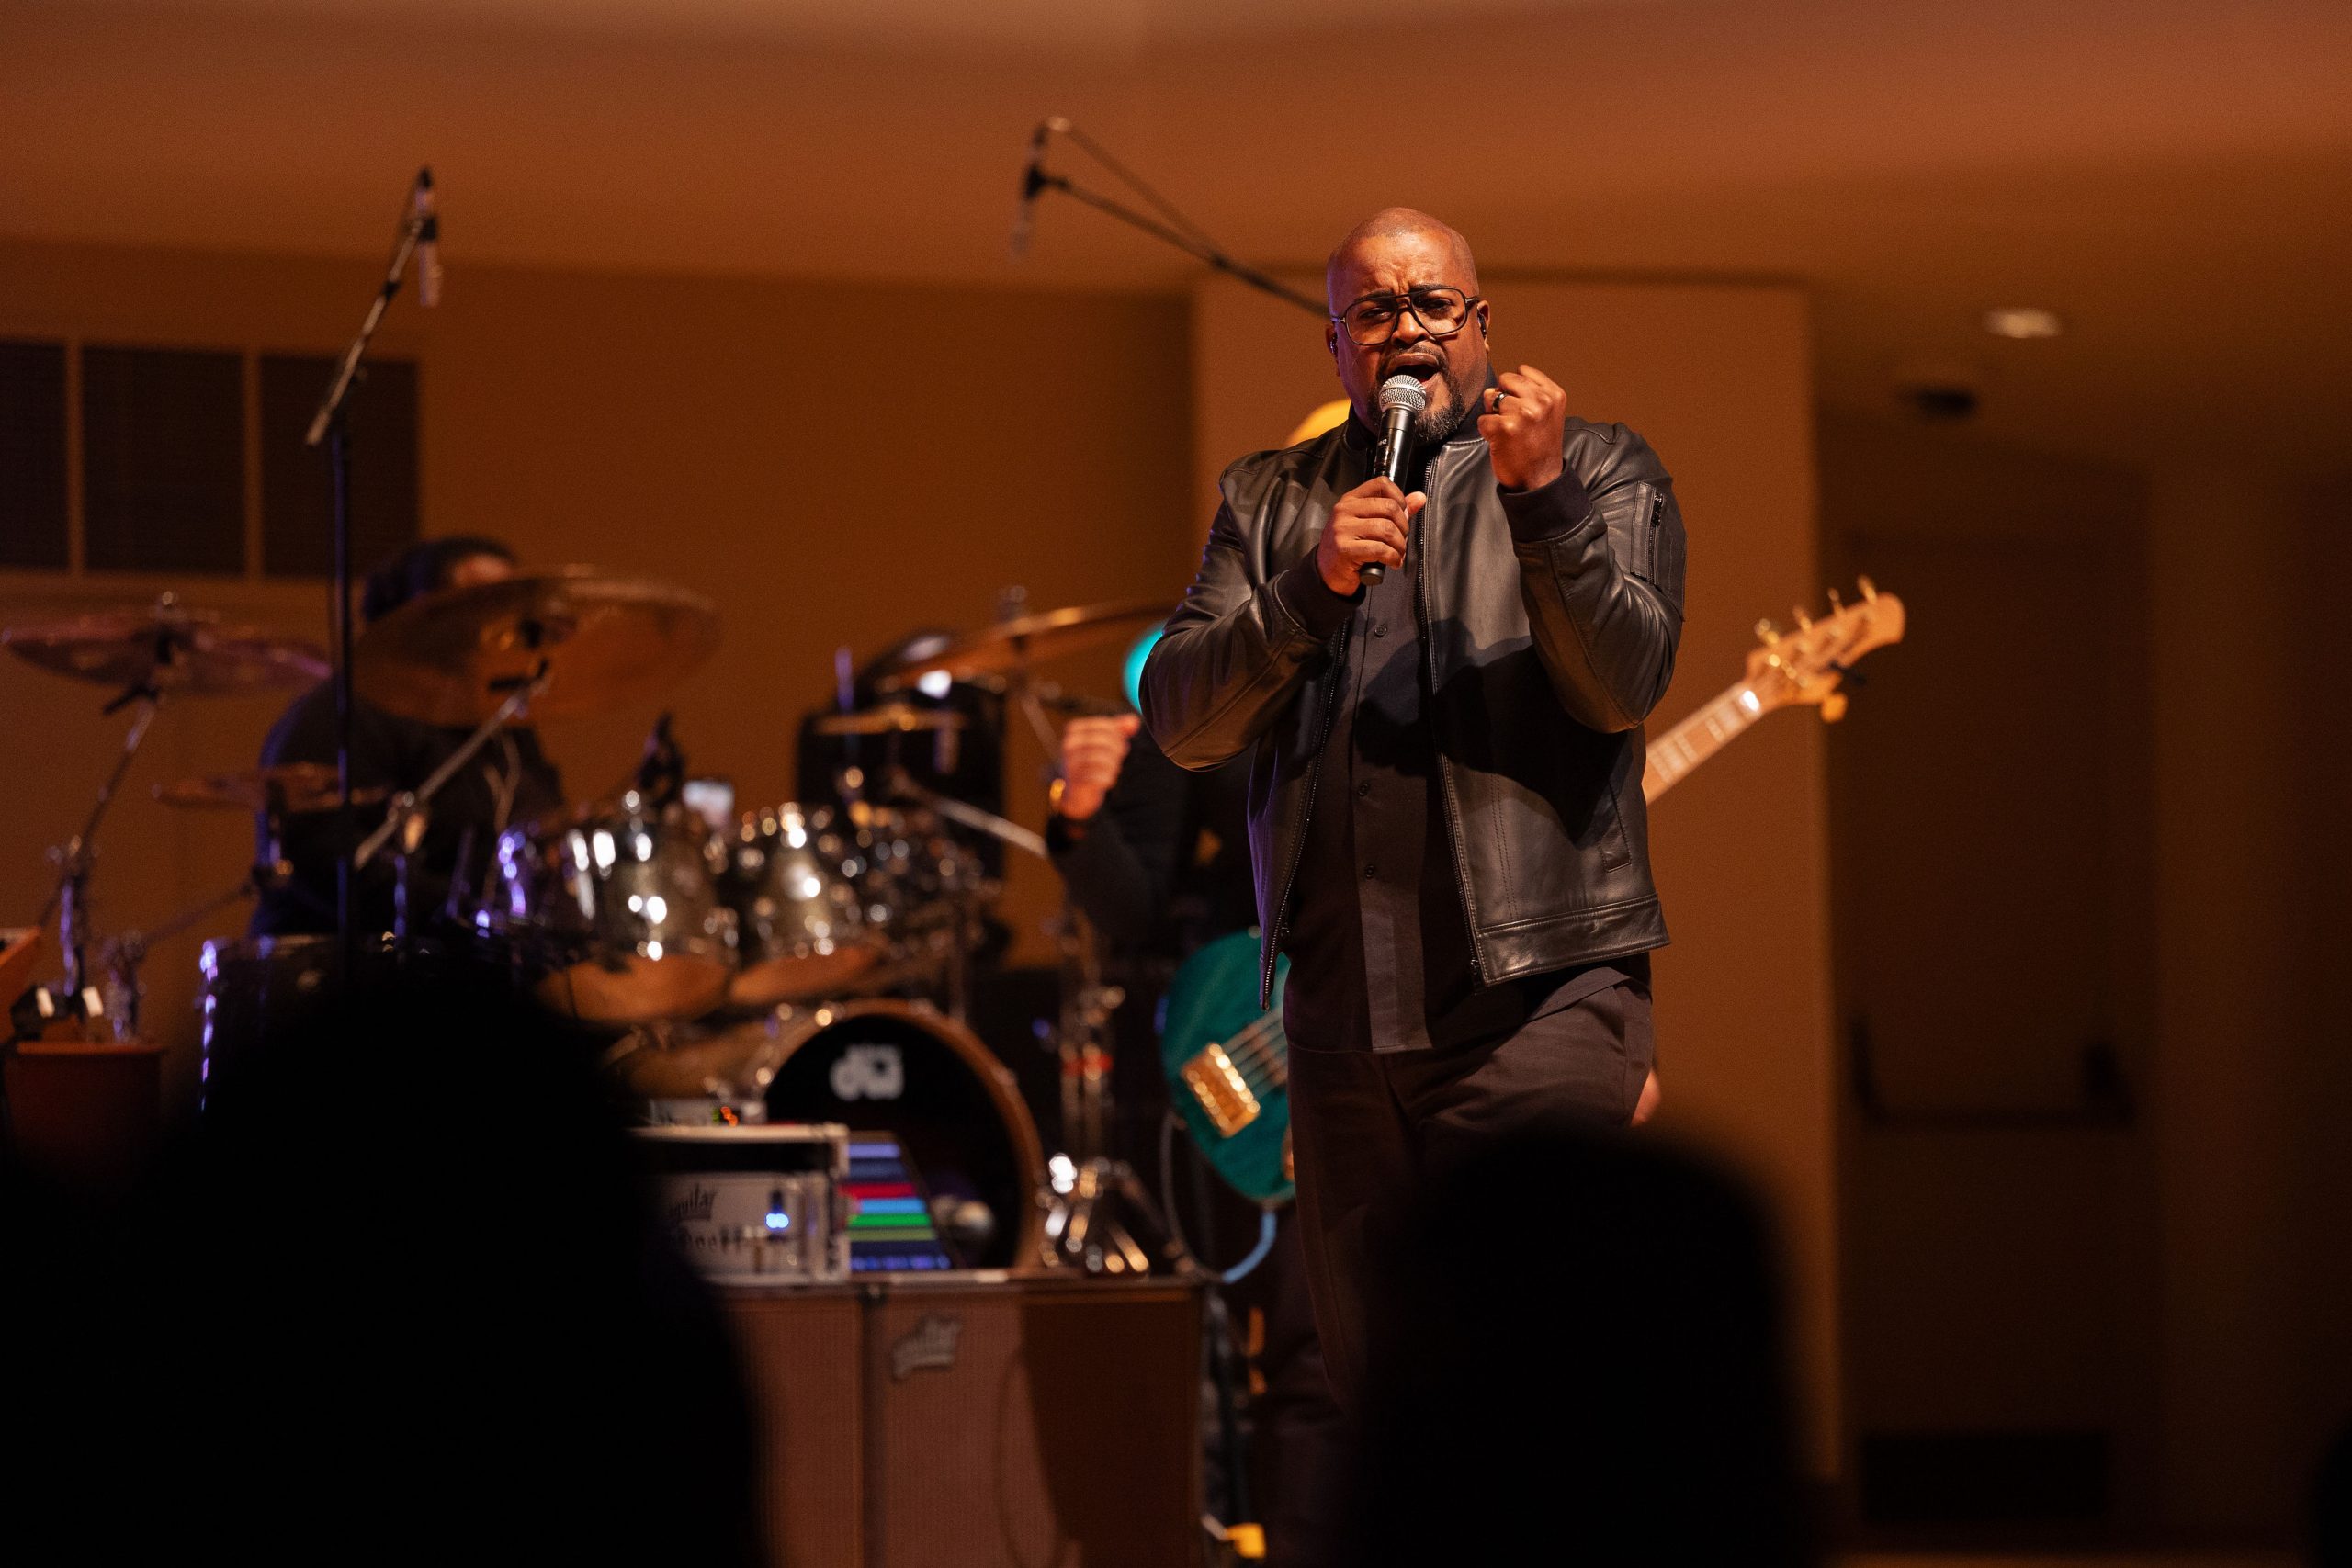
left=154, top=764, right=389, bottom=815
left=355, top=568, right=720, bottom=727
left=2, top=598, right=329, bottom=697
left=809, top=703, right=970, bottom=737
left=874, top=598, right=1167, bottom=691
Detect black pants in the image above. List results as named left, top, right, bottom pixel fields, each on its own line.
left=1284, top=980, right=1655, bottom=1413
left=1238, top=1213, right=1352, bottom=1567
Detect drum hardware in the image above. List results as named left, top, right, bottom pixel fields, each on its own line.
left=877, top=770, right=1033, bottom=1021
left=884, top=768, right=1047, bottom=863
left=94, top=865, right=287, bottom=1041
left=881, top=590, right=1148, bottom=1270
left=1038, top=1152, right=1186, bottom=1278
left=5, top=595, right=328, bottom=1010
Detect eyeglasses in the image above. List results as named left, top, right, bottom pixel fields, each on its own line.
left=1332, top=287, right=1483, bottom=346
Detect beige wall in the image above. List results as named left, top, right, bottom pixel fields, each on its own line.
left=0, top=237, right=1195, bottom=1109
left=1819, top=414, right=2163, bottom=1523
left=1192, top=274, right=1839, bottom=1473
left=1821, top=412, right=2352, bottom=1539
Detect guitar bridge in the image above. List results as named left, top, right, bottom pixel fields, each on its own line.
left=1180, top=1043, right=1261, bottom=1138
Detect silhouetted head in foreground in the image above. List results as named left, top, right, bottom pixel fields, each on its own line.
left=11, top=961, right=760, bottom=1567
left=1344, top=1127, right=1815, bottom=1567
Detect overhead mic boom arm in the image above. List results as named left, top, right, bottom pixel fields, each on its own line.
left=1007, top=118, right=1323, bottom=319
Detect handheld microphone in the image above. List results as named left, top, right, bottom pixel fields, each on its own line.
left=1359, top=374, right=1429, bottom=585
left=413, top=166, right=441, bottom=308
left=1009, top=117, right=1067, bottom=257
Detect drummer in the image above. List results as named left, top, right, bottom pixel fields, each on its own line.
left=249, top=536, right=565, bottom=938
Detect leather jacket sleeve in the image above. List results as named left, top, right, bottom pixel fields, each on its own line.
left=1141, top=485, right=1350, bottom=772
left=1500, top=426, right=1686, bottom=733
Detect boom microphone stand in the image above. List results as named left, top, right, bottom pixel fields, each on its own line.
left=1012, top=118, right=1324, bottom=320
left=306, top=166, right=437, bottom=977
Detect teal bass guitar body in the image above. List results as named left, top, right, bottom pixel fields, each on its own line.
left=1158, top=929, right=1293, bottom=1204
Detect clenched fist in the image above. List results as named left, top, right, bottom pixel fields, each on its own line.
left=1317, top=477, right=1426, bottom=595
left=1478, top=364, right=1567, bottom=491
left=1055, top=713, right=1140, bottom=822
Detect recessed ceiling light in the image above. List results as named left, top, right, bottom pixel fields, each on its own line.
left=1984, top=307, right=2064, bottom=340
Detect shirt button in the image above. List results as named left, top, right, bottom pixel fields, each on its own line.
left=1363, top=863, right=1378, bottom=880
left=1372, top=624, right=1386, bottom=637
left=1356, top=782, right=1371, bottom=797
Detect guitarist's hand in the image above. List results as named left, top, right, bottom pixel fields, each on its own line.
left=1056, top=715, right=1139, bottom=822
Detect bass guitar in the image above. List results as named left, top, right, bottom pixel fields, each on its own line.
left=1158, top=579, right=1905, bottom=1202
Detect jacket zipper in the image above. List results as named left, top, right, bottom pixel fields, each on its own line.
left=1261, top=619, right=1350, bottom=1009
left=1419, top=446, right=1485, bottom=984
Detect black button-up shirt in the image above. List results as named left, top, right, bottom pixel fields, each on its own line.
left=1280, top=421, right=1638, bottom=1054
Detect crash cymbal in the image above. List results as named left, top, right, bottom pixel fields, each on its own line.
left=809, top=703, right=971, bottom=737
left=2, top=597, right=328, bottom=696
left=875, top=597, right=1168, bottom=690
left=354, top=568, right=720, bottom=727
left=153, top=764, right=388, bottom=815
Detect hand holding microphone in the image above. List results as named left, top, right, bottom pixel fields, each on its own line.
left=1317, top=479, right=1423, bottom=596
left=1334, top=373, right=1429, bottom=588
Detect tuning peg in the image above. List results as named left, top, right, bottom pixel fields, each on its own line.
left=1858, top=575, right=1877, bottom=601
left=1792, top=605, right=1814, bottom=630
left=1820, top=692, right=1849, bottom=723
left=1826, top=587, right=1844, bottom=611
left=1755, top=618, right=1780, bottom=644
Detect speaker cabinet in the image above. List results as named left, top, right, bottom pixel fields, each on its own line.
left=728, top=1289, right=865, bottom=1568
left=724, top=1277, right=1202, bottom=1568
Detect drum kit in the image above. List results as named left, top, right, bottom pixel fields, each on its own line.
left=5, top=570, right=1172, bottom=1274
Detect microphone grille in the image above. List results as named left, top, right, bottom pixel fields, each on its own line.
left=1378, top=375, right=1430, bottom=414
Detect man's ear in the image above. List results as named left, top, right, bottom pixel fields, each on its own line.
left=1324, top=321, right=1339, bottom=361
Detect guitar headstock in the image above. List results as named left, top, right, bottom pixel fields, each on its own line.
left=1743, top=578, right=1906, bottom=722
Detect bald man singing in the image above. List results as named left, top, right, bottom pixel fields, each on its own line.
left=1140, top=209, right=1686, bottom=1409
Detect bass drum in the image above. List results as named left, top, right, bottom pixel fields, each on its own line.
left=610, top=1000, right=1042, bottom=1269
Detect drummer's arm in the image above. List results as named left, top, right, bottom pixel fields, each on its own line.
left=252, top=691, right=395, bottom=931
left=1048, top=726, right=1191, bottom=950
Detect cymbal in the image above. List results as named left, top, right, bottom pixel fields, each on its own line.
left=2, top=598, right=328, bottom=696
left=874, top=598, right=1167, bottom=691
left=154, top=764, right=388, bottom=815
left=355, top=568, right=720, bottom=727
left=809, top=703, right=970, bottom=737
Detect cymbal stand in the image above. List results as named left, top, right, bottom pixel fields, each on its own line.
left=883, top=767, right=1041, bottom=1022
left=353, top=657, right=552, bottom=917
left=38, top=614, right=188, bottom=1001
left=1050, top=902, right=1122, bottom=1165
left=978, top=631, right=1166, bottom=1269
left=97, top=869, right=276, bottom=1041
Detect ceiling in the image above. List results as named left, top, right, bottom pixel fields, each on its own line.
left=6, top=0, right=2349, bottom=476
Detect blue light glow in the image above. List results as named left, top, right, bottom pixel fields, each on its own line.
left=1123, top=626, right=1163, bottom=713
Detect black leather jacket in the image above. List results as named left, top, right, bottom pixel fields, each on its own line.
left=1140, top=413, right=1686, bottom=1007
